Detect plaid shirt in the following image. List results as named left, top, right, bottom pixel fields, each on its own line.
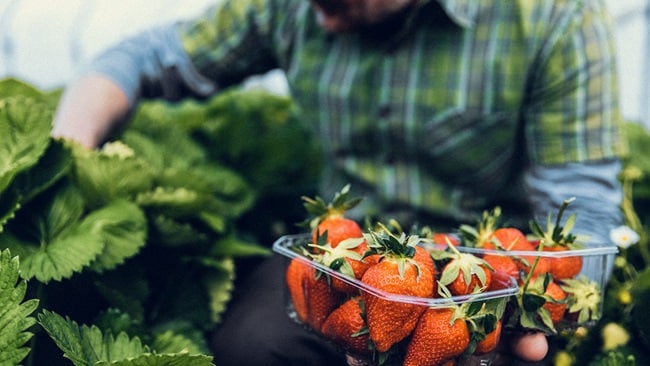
left=178, top=0, right=625, bottom=226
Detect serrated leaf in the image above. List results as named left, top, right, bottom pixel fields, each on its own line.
left=202, top=258, right=235, bottom=324
left=0, top=189, right=20, bottom=234
left=0, top=97, right=53, bottom=193
left=93, top=268, right=150, bottom=323
left=148, top=214, right=210, bottom=247
left=38, top=310, right=149, bottom=366
left=18, top=228, right=104, bottom=282
left=86, top=200, right=148, bottom=272
left=2, top=183, right=101, bottom=282
left=151, top=330, right=204, bottom=355
left=70, top=141, right=156, bottom=209
left=210, top=235, right=271, bottom=257
left=95, top=353, right=215, bottom=366
left=0, top=249, right=39, bottom=366
left=9, top=139, right=72, bottom=202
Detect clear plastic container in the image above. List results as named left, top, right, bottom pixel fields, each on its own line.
left=456, top=243, right=618, bottom=333
left=273, top=234, right=520, bottom=366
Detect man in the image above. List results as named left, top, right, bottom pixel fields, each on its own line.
left=52, top=0, right=626, bottom=365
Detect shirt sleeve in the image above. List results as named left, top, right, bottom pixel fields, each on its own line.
left=524, top=158, right=624, bottom=246
left=78, top=23, right=216, bottom=107
left=523, top=0, right=627, bottom=165
left=75, top=0, right=280, bottom=107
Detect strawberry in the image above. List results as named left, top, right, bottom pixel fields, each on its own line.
left=517, top=252, right=552, bottom=279
left=542, top=279, right=568, bottom=324
left=285, top=258, right=311, bottom=323
left=360, top=229, right=435, bottom=352
left=310, top=237, right=379, bottom=294
left=320, top=296, right=371, bottom=356
left=492, top=227, right=531, bottom=251
left=403, top=307, right=470, bottom=366
left=440, top=243, right=493, bottom=296
left=474, top=320, right=502, bottom=355
left=285, top=257, right=343, bottom=330
left=529, top=197, right=586, bottom=279
left=432, top=232, right=460, bottom=246
left=544, top=245, right=583, bottom=279
left=516, top=273, right=568, bottom=333
left=482, top=254, right=519, bottom=280
left=302, top=184, right=364, bottom=248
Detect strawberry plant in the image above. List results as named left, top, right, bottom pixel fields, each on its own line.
left=0, top=77, right=320, bottom=365
left=0, top=249, right=39, bottom=366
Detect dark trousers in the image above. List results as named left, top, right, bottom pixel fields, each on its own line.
left=210, top=254, right=347, bottom=366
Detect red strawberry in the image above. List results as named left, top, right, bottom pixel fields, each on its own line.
left=304, top=266, right=344, bottom=330
left=474, top=320, right=502, bottom=355
left=527, top=276, right=568, bottom=325
left=529, top=197, right=585, bottom=280
left=311, top=237, right=379, bottom=294
left=543, top=280, right=568, bottom=324
left=285, top=258, right=310, bottom=323
left=314, top=218, right=363, bottom=248
left=440, top=243, right=493, bottom=296
left=544, top=245, right=583, bottom=279
left=302, top=184, right=364, bottom=248
left=432, top=233, right=460, bottom=246
left=403, top=307, right=470, bottom=366
left=483, top=254, right=519, bottom=280
left=320, top=297, right=371, bottom=355
left=361, top=230, right=435, bottom=352
left=492, top=227, right=532, bottom=251
left=285, top=257, right=343, bottom=330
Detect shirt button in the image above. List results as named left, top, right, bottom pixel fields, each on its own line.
left=378, top=105, right=391, bottom=118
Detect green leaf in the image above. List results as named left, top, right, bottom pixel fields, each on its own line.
left=70, top=141, right=155, bottom=209
left=38, top=310, right=149, bottom=366
left=95, top=353, right=215, bottom=366
left=151, top=330, right=204, bottom=355
left=0, top=97, right=53, bottom=193
left=93, top=268, right=150, bottom=323
left=0, top=140, right=71, bottom=233
left=210, top=235, right=271, bottom=257
left=147, top=214, right=210, bottom=247
left=0, top=249, right=39, bottom=366
left=522, top=293, right=546, bottom=312
left=0, top=182, right=105, bottom=282
left=86, top=200, right=148, bottom=272
left=17, top=225, right=104, bottom=282
left=202, top=258, right=236, bottom=324
left=8, top=139, right=72, bottom=202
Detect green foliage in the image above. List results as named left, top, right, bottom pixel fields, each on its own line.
left=0, top=78, right=322, bottom=364
left=0, top=96, right=53, bottom=195
left=38, top=310, right=215, bottom=366
left=0, top=249, right=39, bottom=366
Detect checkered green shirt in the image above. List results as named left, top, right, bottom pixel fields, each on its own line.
left=179, top=0, right=626, bottom=225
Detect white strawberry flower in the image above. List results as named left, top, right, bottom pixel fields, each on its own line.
left=609, top=225, right=640, bottom=249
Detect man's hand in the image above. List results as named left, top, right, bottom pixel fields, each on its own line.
left=511, top=332, right=549, bottom=362
left=52, top=75, right=130, bottom=149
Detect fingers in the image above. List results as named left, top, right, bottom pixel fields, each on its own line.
left=510, top=332, right=549, bottom=362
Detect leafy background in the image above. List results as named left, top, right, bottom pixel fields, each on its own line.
left=0, top=78, right=320, bottom=365
left=2, top=77, right=650, bottom=365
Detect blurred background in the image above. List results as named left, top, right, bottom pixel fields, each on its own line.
left=0, top=0, right=648, bottom=127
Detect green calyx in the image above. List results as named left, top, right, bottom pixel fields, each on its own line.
left=364, top=224, right=422, bottom=280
